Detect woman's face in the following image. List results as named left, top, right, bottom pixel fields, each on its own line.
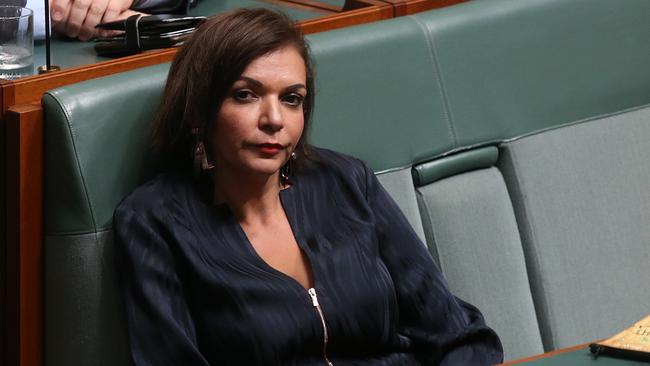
left=210, top=46, right=307, bottom=181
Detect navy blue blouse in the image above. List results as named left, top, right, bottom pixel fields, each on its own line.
left=114, top=148, right=503, bottom=365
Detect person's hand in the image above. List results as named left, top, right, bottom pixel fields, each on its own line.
left=51, top=0, right=135, bottom=41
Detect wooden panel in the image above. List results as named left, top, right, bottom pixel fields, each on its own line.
left=1, top=81, right=8, bottom=366
left=267, top=0, right=334, bottom=13
left=282, top=0, right=343, bottom=12
left=4, top=49, right=177, bottom=112
left=380, top=0, right=467, bottom=16
left=4, top=103, right=44, bottom=366
left=300, top=2, right=393, bottom=33
left=0, top=4, right=394, bottom=113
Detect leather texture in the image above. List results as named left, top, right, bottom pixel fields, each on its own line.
left=308, top=17, right=455, bottom=171
left=43, top=63, right=169, bottom=235
left=498, top=104, right=650, bottom=351
left=412, top=146, right=498, bottom=187
left=376, top=168, right=426, bottom=242
left=412, top=0, right=650, bottom=145
left=417, top=167, right=544, bottom=361
left=45, top=231, right=132, bottom=366
left=41, top=0, right=650, bottom=363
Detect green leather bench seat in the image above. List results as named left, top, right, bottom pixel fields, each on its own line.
left=41, top=0, right=650, bottom=364
left=413, top=147, right=544, bottom=360
left=498, top=104, right=650, bottom=350
left=406, top=0, right=650, bottom=353
left=43, top=65, right=169, bottom=365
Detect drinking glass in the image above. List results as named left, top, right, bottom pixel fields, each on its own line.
left=0, top=6, right=34, bottom=80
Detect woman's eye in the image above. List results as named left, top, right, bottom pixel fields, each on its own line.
left=234, top=90, right=257, bottom=102
left=283, top=93, right=304, bottom=107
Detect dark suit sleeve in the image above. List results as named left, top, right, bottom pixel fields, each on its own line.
left=114, top=203, right=210, bottom=366
left=362, top=162, right=504, bottom=365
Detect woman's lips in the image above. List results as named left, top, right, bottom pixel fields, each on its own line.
left=257, top=143, right=284, bottom=155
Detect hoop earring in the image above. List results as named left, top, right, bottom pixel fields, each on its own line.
left=280, top=152, right=297, bottom=183
left=192, top=128, right=214, bottom=179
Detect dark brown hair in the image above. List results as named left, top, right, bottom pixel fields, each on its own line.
left=152, top=8, right=315, bottom=172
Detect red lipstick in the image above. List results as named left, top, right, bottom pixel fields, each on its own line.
left=257, top=143, right=284, bottom=155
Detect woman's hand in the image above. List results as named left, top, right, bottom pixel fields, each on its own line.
left=51, top=0, right=135, bottom=40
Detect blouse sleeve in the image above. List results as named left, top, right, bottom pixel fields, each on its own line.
left=114, top=203, right=210, bottom=366
left=362, top=162, right=504, bottom=365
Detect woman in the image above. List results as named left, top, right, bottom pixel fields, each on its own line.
left=114, top=8, right=503, bottom=365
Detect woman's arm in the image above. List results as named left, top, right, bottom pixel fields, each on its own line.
left=362, top=162, right=504, bottom=365
left=114, top=204, right=210, bottom=366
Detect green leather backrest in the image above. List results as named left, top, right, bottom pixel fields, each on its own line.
left=44, top=14, right=458, bottom=235
left=411, top=0, right=650, bottom=145
left=308, top=14, right=454, bottom=171
left=44, top=63, right=169, bottom=235
left=45, top=0, right=650, bottom=235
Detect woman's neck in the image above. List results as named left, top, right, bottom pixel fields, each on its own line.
left=211, top=170, right=284, bottom=225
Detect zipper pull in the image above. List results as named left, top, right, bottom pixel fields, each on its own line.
left=308, top=287, right=319, bottom=307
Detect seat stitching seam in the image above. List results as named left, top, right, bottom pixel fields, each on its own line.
left=45, top=92, right=99, bottom=233
left=410, top=16, right=458, bottom=147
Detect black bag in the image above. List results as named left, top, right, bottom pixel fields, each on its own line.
left=94, top=14, right=206, bottom=57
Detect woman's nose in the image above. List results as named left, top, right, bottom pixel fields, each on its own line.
left=259, top=98, right=284, bottom=131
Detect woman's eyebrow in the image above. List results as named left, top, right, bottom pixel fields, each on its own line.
left=237, top=76, right=306, bottom=92
left=238, top=76, right=263, bottom=87
left=285, top=83, right=307, bottom=92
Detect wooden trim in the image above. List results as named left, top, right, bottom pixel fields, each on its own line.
left=272, top=0, right=339, bottom=12
left=1, top=79, right=16, bottom=114
left=499, top=342, right=595, bottom=365
left=299, top=2, right=393, bottom=33
left=0, top=5, right=395, bottom=113
left=4, top=103, right=44, bottom=366
left=380, top=0, right=468, bottom=16
left=1, top=91, right=8, bottom=366
left=5, top=49, right=178, bottom=109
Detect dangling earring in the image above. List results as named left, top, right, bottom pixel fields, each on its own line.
left=192, top=127, right=214, bottom=179
left=281, top=152, right=297, bottom=184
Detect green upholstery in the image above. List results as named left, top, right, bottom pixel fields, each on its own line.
left=45, top=232, right=130, bottom=366
left=41, top=0, right=650, bottom=363
left=412, top=146, right=498, bottom=187
left=308, top=18, right=454, bottom=171
left=414, top=150, right=543, bottom=360
left=43, top=63, right=168, bottom=235
left=498, top=105, right=650, bottom=350
left=411, top=0, right=650, bottom=145
left=376, top=169, right=426, bottom=242
left=43, top=65, right=170, bottom=365
left=407, top=0, right=650, bottom=355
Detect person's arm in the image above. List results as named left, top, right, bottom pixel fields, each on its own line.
left=362, top=162, right=504, bottom=365
left=114, top=202, right=210, bottom=366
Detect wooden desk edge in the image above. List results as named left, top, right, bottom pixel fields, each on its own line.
left=500, top=341, right=597, bottom=365
left=0, top=3, right=394, bottom=112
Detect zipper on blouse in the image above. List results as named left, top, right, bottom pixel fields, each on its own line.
left=307, top=287, right=334, bottom=366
